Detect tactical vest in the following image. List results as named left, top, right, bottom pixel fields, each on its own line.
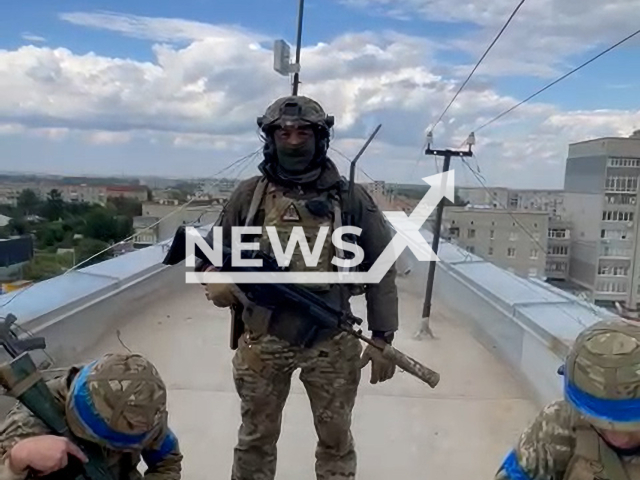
left=564, top=422, right=640, bottom=480
left=244, top=177, right=349, bottom=292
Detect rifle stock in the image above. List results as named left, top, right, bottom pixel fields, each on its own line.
left=163, top=226, right=441, bottom=389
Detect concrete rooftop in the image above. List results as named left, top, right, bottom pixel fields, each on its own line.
left=76, top=274, right=538, bottom=480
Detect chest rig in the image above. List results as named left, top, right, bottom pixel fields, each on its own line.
left=244, top=177, right=346, bottom=292
left=564, top=422, right=640, bottom=480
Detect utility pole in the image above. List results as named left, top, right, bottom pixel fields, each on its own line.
left=292, top=0, right=305, bottom=95
left=415, top=132, right=475, bottom=339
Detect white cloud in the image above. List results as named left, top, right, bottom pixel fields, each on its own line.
left=59, top=11, right=268, bottom=44
left=1, top=10, right=639, bottom=187
left=86, top=131, right=132, bottom=145
left=340, top=0, right=640, bottom=78
left=21, top=33, right=46, bottom=43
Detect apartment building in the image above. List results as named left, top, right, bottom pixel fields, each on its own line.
left=442, top=207, right=549, bottom=278
left=458, top=187, right=567, bottom=215
left=105, top=185, right=149, bottom=202
left=134, top=201, right=224, bottom=245
left=563, top=132, right=640, bottom=307
left=455, top=187, right=571, bottom=279
left=365, top=181, right=386, bottom=197
left=456, top=187, right=509, bottom=209
left=547, top=219, right=571, bottom=280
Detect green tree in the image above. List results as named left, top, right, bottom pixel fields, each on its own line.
left=41, top=189, right=65, bottom=221
left=7, top=218, right=28, bottom=236
left=36, top=223, right=66, bottom=248
left=17, top=189, right=41, bottom=216
left=76, top=238, right=112, bottom=266
left=23, top=255, right=65, bottom=281
left=83, top=209, right=120, bottom=243
left=107, top=197, right=142, bottom=218
left=115, top=216, right=133, bottom=240
left=65, top=202, right=93, bottom=217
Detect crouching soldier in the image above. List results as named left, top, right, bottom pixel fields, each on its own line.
left=0, top=353, right=182, bottom=479
left=496, top=318, right=640, bottom=480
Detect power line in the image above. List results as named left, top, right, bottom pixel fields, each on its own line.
left=429, top=0, right=527, bottom=133
left=330, top=146, right=376, bottom=182
left=0, top=148, right=262, bottom=310
left=458, top=155, right=603, bottom=325
left=475, top=27, right=640, bottom=132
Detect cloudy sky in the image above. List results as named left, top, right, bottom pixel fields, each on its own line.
left=0, top=0, right=639, bottom=188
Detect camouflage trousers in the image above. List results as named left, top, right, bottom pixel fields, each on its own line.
left=231, top=330, right=363, bottom=480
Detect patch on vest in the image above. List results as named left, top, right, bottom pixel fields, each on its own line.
left=282, top=203, right=301, bottom=222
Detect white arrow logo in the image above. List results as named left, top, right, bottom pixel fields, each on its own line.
left=186, top=171, right=454, bottom=284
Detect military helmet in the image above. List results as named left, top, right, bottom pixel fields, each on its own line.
left=257, top=95, right=334, bottom=131
left=563, top=319, right=640, bottom=431
left=66, top=353, right=168, bottom=449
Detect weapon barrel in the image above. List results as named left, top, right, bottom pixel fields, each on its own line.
left=381, top=344, right=440, bottom=388
left=163, top=226, right=442, bottom=388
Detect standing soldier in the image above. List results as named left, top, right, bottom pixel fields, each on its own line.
left=199, top=95, right=399, bottom=480
left=496, top=318, right=640, bottom=480
left=0, top=353, right=182, bottom=480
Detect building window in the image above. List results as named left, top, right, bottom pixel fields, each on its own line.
left=530, top=249, right=539, bottom=259
left=601, top=229, right=631, bottom=240
left=598, top=264, right=629, bottom=276
left=509, top=231, right=518, bottom=241
left=528, top=268, right=538, bottom=277
left=548, top=262, right=566, bottom=272
left=596, top=280, right=628, bottom=293
left=601, top=246, right=631, bottom=257
left=602, top=210, right=634, bottom=222
left=488, top=246, right=494, bottom=256
left=548, top=245, right=569, bottom=256
left=489, top=230, right=495, bottom=239
left=609, top=158, right=640, bottom=168
left=466, top=246, right=475, bottom=254
left=605, top=175, right=638, bottom=193
left=549, top=229, right=569, bottom=239
left=606, top=194, right=637, bottom=205
left=507, top=247, right=516, bottom=258
left=467, top=229, right=476, bottom=238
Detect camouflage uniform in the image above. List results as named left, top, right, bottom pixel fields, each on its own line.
left=496, top=319, right=640, bottom=480
left=198, top=96, right=399, bottom=480
left=0, top=353, right=182, bottom=480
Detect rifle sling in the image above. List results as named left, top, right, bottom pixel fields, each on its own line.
left=7, top=370, right=42, bottom=398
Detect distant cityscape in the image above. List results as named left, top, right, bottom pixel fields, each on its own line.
left=372, top=130, right=640, bottom=311
left=0, top=175, right=240, bottom=292
left=3, top=130, right=640, bottom=312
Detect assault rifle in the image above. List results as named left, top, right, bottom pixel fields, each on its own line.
left=162, top=226, right=441, bottom=388
left=0, top=313, right=114, bottom=480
